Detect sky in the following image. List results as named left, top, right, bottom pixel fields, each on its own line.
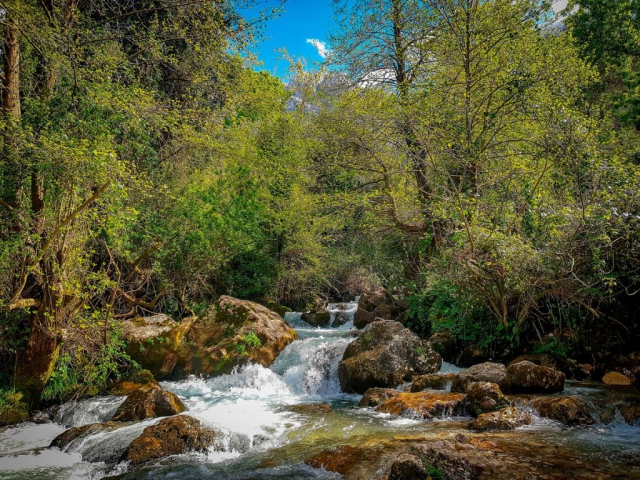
left=250, top=0, right=569, bottom=81
left=248, top=1, right=335, bottom=80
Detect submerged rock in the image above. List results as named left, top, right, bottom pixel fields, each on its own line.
left=111, top=386, right=185, bottom=422
left=451, top=362, right=511, bottom=394
left=51, top=421, right=131, bottom=449
left=338, top=321, right=442, bottom=394
left=121, top=415, right=218, bottom=466
left=507, top=361, right=564, bottom=393
left=360, top=389, right=467, bottom=419
left=286, top=403, right=332, bottom=415
left=532, top=397, right=594, bottom=426
left=465, top=382, right=509, bottom=417
left=602, top=372, right=633, bottom=386
left=469, top=406, right=533, bottom=431
left=410, top=373, right=457, bottom=392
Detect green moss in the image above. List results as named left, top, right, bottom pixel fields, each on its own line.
left=0, top=389, right=29, bottom=426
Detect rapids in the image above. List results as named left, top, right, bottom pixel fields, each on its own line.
left=1, top=300, right=639, bottom=479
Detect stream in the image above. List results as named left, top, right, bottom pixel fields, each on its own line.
left=1, top=301, right=639, bottom=479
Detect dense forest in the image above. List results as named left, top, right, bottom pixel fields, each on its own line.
left=1, top=0, right=639, bottom=421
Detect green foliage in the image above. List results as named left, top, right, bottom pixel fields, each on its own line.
left=0, top=389, right=29, bottom=425
left=241, top=332, right=262, bottom=349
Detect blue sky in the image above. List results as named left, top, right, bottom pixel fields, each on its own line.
left=248, top=1, right=335, bottom=80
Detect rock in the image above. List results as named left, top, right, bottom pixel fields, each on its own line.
left=0, top=391, right=29, bottom=427
left=123, top=314, right=196, bottom=380
left=286, top=403, right=331, bottom=415
left=469, top=406, right=532, bottom=431
left=354, top=308, right=375, bottom=329
left=51, top=421, right=130, bottom=449
left=456, top=344, right=487, bottom=367
left=306, top=445, right=367, bottom=476
left=389, top=452, right=428, bottom=480
left=121, top=415, right=218, bottom=466
left=510, top=354, right=588, bottom=380
left=451, top=362, right=511, bottom=394
left=175, top=296, right=298, bottom=377
left=264, top=301, right=291, bottom=318
left=619, top=406, right=640, bottom=425
left=507, top=361, right=565, bottom=393
left=338, top=321, right=442, bottom=394
left=427, top=332, right=457, bottom=362
left=332, top=311, right=350, bottom=327
left=359, top=388, right=401, bottom=407
left=360, top=389, right=467, bottom=419
left=602, top=372, right=633, bottom=386
left=359, top=291, right=390, bottom=312
left=301, top=311, right=332, bottom=327
left=410, top=373, right=457, bottom=392
left=509, top=354, right=557, bottom=369
left=107, top=370, right=159, bottom=396
left=111, top=386, right=185, bottom=422
left=465, top=382, right=508, bottom=417
left=532, top=397, right=594, bottom=426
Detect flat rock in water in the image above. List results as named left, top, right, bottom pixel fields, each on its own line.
left=602, top=372, right=633, bottom=386
left=532, top=397, right=594, bottom=426
left=107, top=370, right=159, bottom=396
left=469, top=406, right=532, bottom=431
left=360, top=388, right=467, bottom=419
left=51, top=421, right=131, bottom=449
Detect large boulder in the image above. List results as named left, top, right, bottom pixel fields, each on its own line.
left=465, top=382, right=509, bottom=417
left=451, top=362, right=511, bottom=394
left=338, top=321, right=442, bottom=394
left=124, top=297, right=297, bottom=379
left=111, top=386, right=185, bottom=422
left=507, top=361, right=565, bottom=393
left=353, top=308, right=375, bottom=329
left=121, top=415, right=218, bottom=466
left=532, top=397, right=594, bottom=426
left=175, top=296, right=298, bottom=377
left=410, top=373, right=456, bottom=392
left=123, top=314, right=195, bottom=380
left=469, top=406, right=533, bottom=431
left=360, top=388, right=467, bottom=419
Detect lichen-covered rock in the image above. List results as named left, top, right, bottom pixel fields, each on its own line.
left=389, top=452, right=429, bottom=480
left=360, top=388, right=467, bottom=419
left=338, top=321, right=442, bottom=394
left=301, top=310, right=332, bottom=327
left=469, top=406, right=532, bottom=431
left=410, top=373, right=457, bottom=392
left=532, top=397, right=594, bottom=426
left=465, top=382, right=508, bottom=417
left=427, top=331, right=457, bottom=362
left=51, top=421, right=131, bottom=449
left=507, top=361, right=564, bottom=393
left=123, top=315, right=196, bottom=380
left=107, top=370, right=159, bottom=396
left=111, top=386, right=185, bottom=422
left=120, top=415, right=218, bottom=466
left=602, top=372, right=633, bottom=386
left=451, top=362, right=511, bottom=394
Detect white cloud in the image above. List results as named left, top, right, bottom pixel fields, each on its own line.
left=306, top=38, right=330, bottom=59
